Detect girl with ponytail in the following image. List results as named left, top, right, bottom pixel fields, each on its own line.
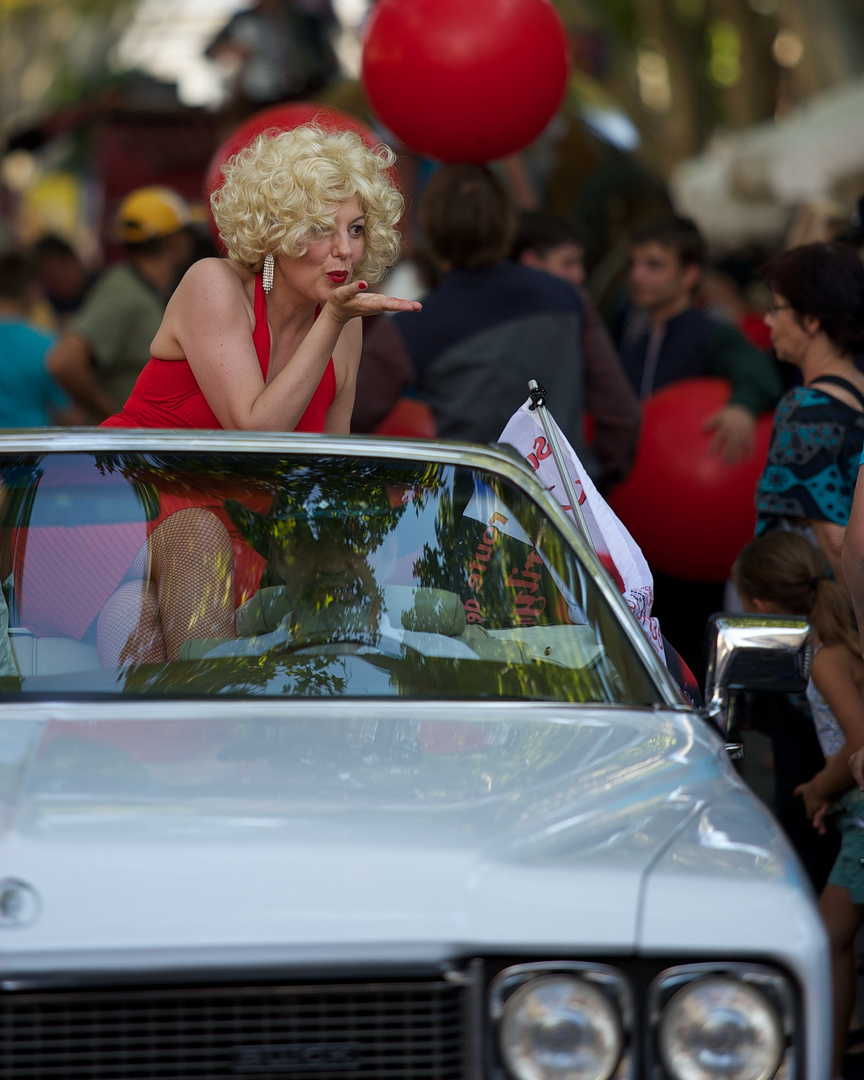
left=733, top=529, right=864, bottom=1078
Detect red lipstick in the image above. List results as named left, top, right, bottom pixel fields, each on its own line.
left=327, top=271, right=348, bottom=284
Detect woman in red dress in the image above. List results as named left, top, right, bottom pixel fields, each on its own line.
left=103, top=122, right=419, bottom=433
left=94, top=124, right=421, bottom=664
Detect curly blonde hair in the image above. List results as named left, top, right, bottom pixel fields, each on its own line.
left=211, top=124, right=404, bottom=283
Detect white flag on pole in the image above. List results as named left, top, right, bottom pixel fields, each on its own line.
left=499, top=399, right=667, bottom=664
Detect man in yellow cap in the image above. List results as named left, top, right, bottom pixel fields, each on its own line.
left=47, top=186, right=196, bottom=422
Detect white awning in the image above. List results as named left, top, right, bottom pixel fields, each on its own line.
left=670, top=76, right=864, bottom=246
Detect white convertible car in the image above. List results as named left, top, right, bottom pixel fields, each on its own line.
left=0, top=430, right=827, bottom=1080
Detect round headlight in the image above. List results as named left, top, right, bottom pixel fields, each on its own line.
left=499, top=974, right=623, bottom=1080
left=658, top=976, right=784, bottom=1080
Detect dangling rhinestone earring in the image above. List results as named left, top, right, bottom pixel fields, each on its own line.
left=262, top=252, right=274, bottom=294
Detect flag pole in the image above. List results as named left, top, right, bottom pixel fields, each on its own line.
left=527, top=379, right=596, bottom=553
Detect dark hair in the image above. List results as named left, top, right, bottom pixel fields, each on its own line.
left=510, top=211, right=584, bottom=262
left=629, top=214, right=706, bottom=269
left=0, top=252, right=38, bottom=301
left=31, top=234, right=79, bottom=262
left=419, top=163, right=516, bottom=270
left=732, top=531, right=858, bottom=653
left=760, top=241, right=864, bottom=356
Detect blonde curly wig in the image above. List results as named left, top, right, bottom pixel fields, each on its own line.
left=211, top=124, right=404, bottom=283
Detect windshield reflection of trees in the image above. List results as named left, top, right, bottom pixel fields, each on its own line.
left=413, top=473, right=575, bottom=632
left=0, top=450, right=641, bottom=704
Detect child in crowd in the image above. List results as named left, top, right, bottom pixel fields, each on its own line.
left=733, top=530, right=864, bottom=1080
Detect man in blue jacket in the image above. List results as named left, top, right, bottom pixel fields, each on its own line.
left=392, top=164, right=641, bottom=496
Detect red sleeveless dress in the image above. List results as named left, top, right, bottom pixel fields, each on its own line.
left=101, top=271, right=336, bottom=430
left=14, top=276, right=334, bottom=640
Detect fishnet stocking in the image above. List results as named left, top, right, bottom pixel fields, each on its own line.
left=98, top=580, right=164, bottom=667
left=97, top=507, right=236, bottom=667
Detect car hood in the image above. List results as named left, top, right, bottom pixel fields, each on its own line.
left=0, top=700, right=811, bottom=973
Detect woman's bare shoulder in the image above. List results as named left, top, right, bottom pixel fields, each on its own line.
left=167, top=259, right=256, bottom=325
left=179, top=257, right=252, bottom=294
left=154, top=259, right=255, bottom=356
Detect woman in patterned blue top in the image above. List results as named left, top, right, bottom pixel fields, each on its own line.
left=755, top=241, right=864, bottom=582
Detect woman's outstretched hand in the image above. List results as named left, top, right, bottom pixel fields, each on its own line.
left=324, top=280, right=422, bottom=324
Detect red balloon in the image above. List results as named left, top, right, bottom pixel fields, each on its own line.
left=607, top=378, right=774, bottom=584
left=202, top=102, right=383, bottom=251
left=361, top=0, right=570, bottom=163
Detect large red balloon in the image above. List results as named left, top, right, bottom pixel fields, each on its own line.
left=361, top=0, right=570, bottom=163
left=202, top=102, right=383, bottom=251
left=608, top=378, right=774, bottom=584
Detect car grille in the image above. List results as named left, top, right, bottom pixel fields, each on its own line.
left=0, top=978, right=470, bottom=1079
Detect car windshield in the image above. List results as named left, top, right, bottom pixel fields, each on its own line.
left=0, top=449, right=664, bottom=705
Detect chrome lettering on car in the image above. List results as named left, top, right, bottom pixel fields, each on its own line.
left=232, top=1043, right=362, bottom=1073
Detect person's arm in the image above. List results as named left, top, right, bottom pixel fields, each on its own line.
left=810, top=519, right=846, bottom=587
left=794, top=645, right=864, bottom=827
left=158, top=261, right=421, bottom=433
left=50, top=401, right=87, bottom=426
left=579, top=291, right=641, bottom=493
left=842, top=463, right=864, bottom=653
left=45, top=333, right=119, bottom=421
left=703, top=323, right=783, bottom=464
left=41, top=347, right=87, bottom=425
left=850, top=744, right=864, bottom=789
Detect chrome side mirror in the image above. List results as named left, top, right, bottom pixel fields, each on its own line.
left=704, top=613, right=812, bottom=736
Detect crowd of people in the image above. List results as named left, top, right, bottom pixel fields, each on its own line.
left=6, top=121, right=864, bottom=1077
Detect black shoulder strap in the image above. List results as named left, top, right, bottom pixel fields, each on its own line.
left=808, top=374, right=864, bottom=412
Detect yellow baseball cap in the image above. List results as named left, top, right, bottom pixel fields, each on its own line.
left=114, top=186, right=192, bottom=244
